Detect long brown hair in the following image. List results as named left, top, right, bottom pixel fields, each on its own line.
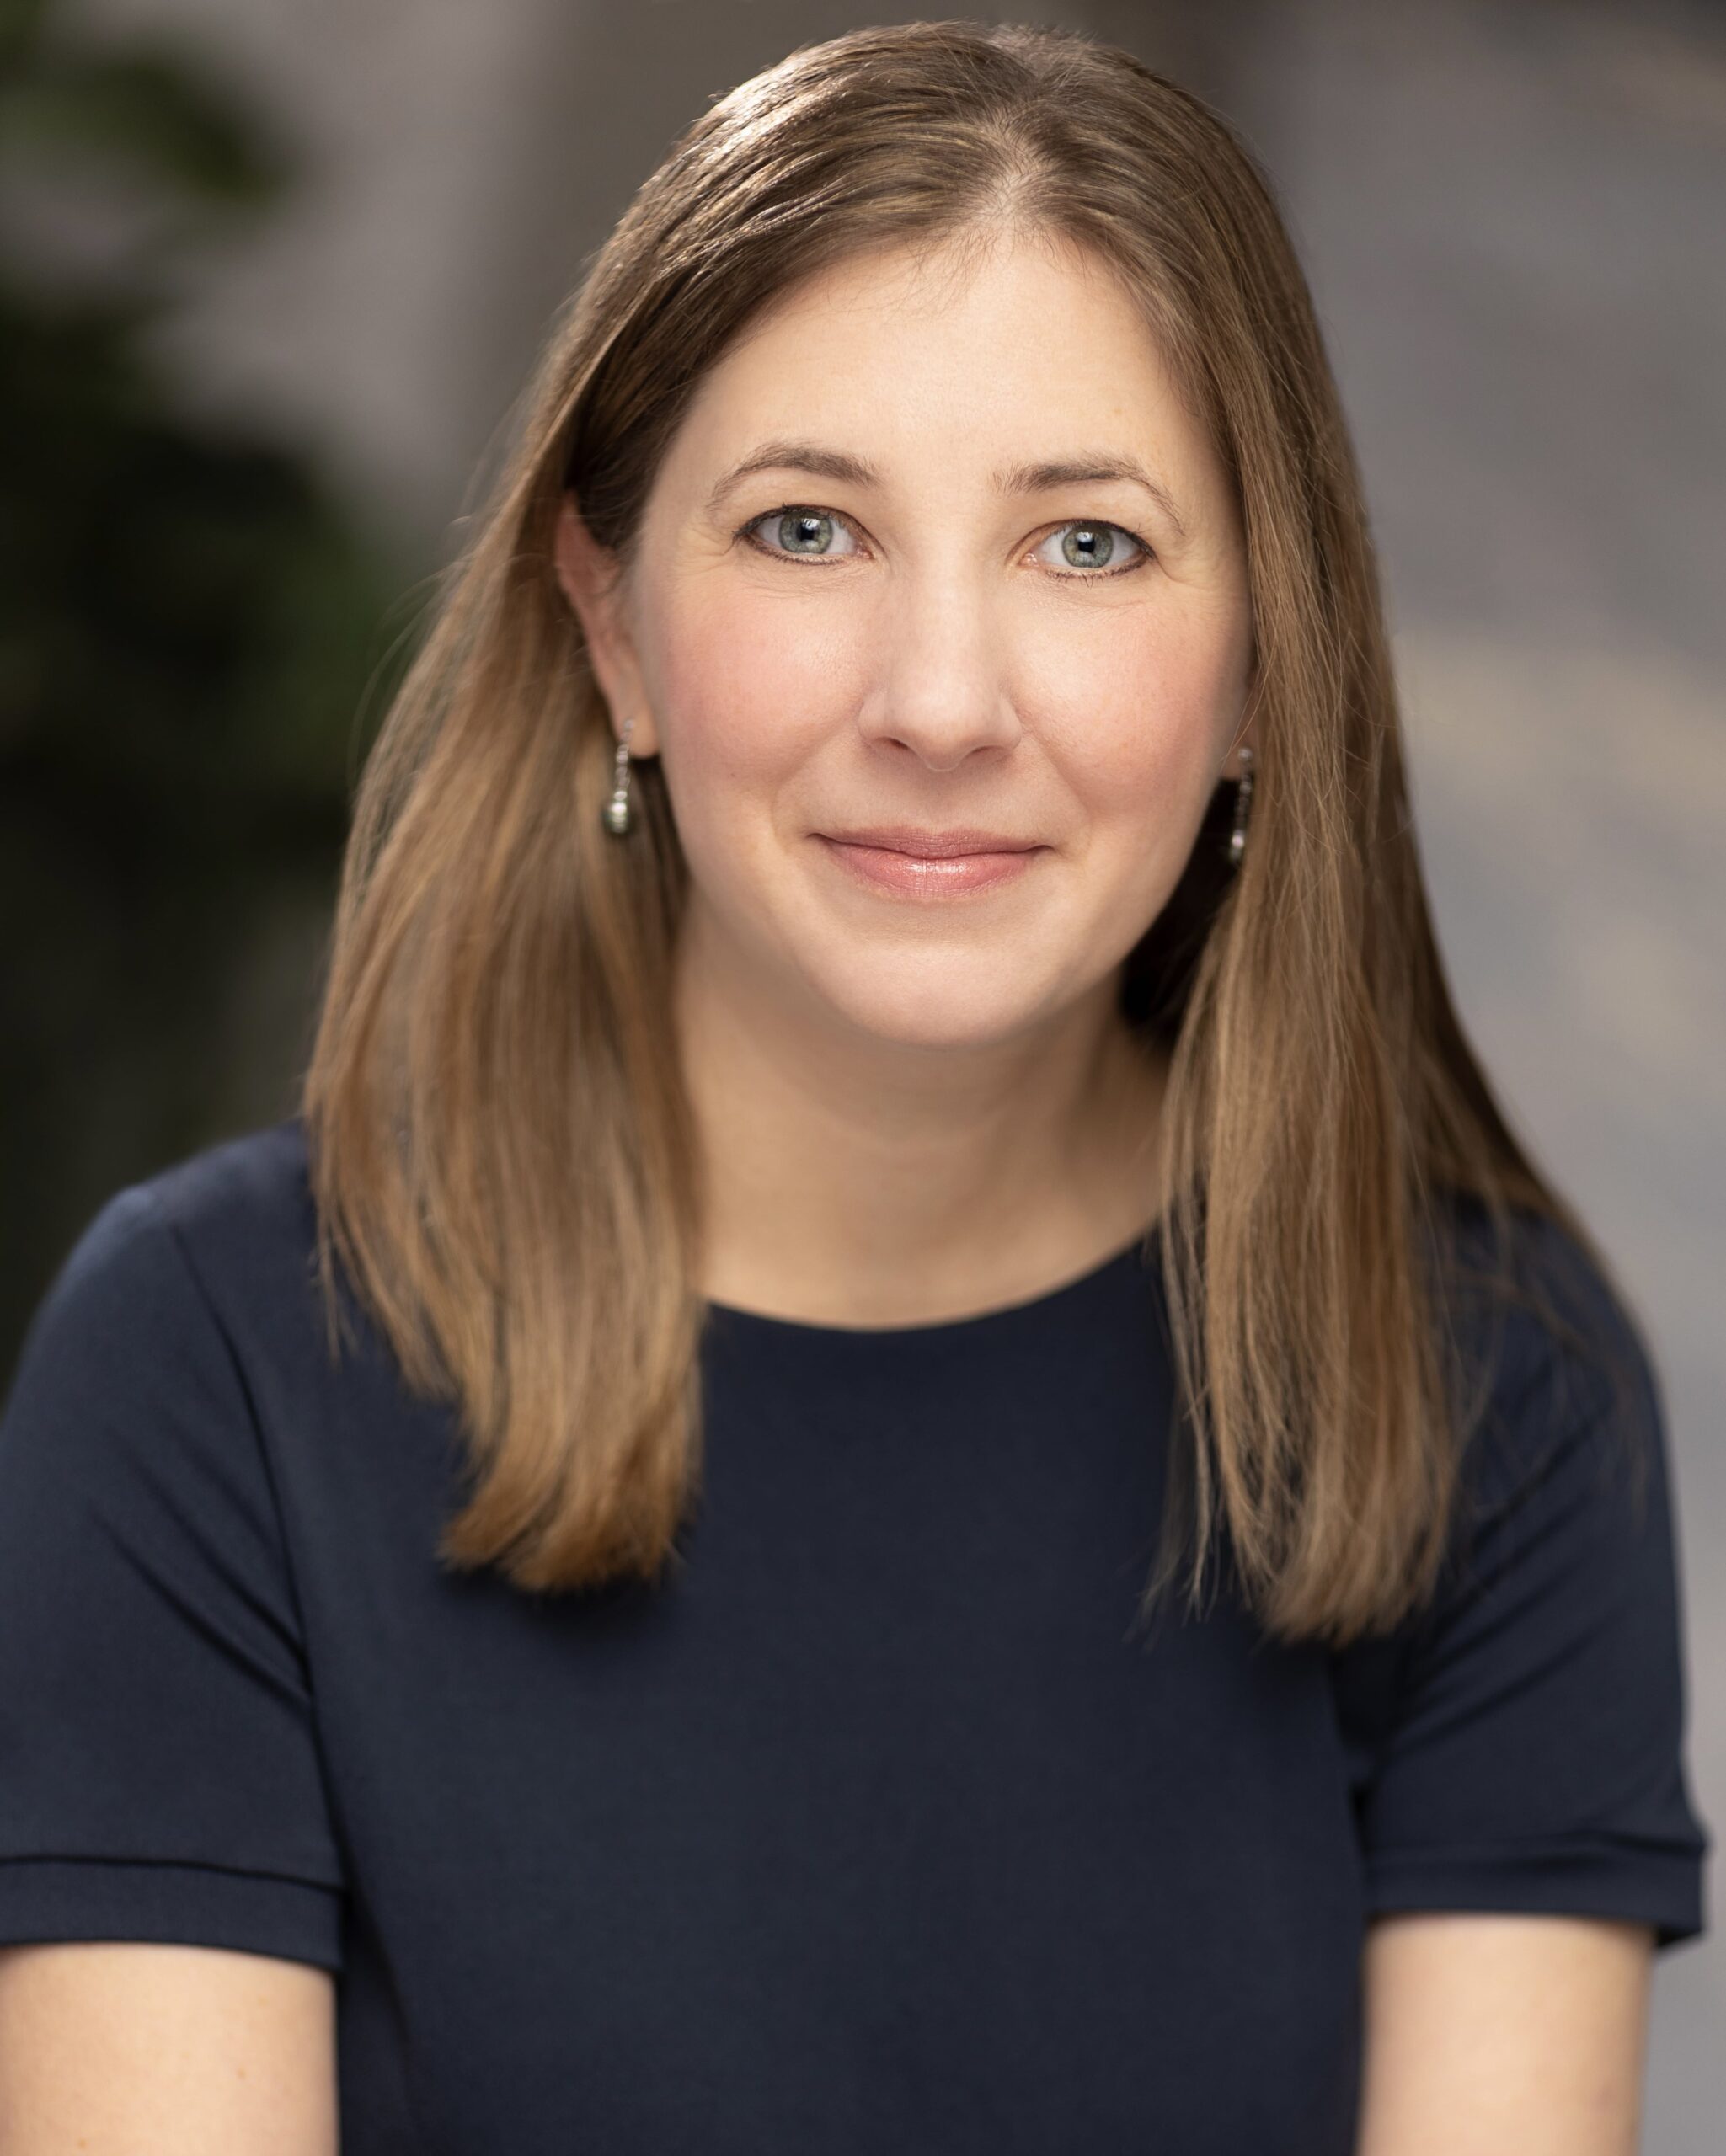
left=301, top=19, right=1649, bottom=1648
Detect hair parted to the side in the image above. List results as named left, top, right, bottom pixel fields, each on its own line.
left=301, top=18, right=1652, bottom=1648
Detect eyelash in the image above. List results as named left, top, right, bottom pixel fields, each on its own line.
left=735, top=504, right=1152, bottom=581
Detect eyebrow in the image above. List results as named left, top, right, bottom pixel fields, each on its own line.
left=703, top=437, right=1189, bottom=540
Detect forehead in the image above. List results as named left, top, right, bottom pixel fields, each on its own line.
left=655, top=228, right=1209, bottom=493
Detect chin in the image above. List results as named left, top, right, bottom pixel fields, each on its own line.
left=805, top=964, right=1062, bottom=1052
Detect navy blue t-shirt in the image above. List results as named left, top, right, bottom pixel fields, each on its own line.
left=0, top=1118, right=1709, bottom=2151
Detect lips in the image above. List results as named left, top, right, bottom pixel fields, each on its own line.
left=813, top=829, right=1045, bottom=899
left=817, top=826, right=1041, bottom=858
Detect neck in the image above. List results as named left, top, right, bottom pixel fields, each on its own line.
left=674, top=906, right=1170, bottom=1327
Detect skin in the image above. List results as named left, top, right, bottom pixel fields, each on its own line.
left=1355, top=1914, right=1655, bottom=2154
left=558, top=226, right=1259, bottom=1324
left=0, top=1941, right=337, bottom=2152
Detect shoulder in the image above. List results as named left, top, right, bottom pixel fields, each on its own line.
left=51, top=1116, right=312, bottom=1268
left=1427, top=1185, right=1647, bottom=1352
left=131, top=1114, right=316, bottom=1279
left=1331, top=1193, right=1709, bottom=1952
left=11, top=1118, right=322, bottom=1410
left=1429, top=1189, right=1658, bottom=1462
left=1415, top=1189, right=1671, bottom=1618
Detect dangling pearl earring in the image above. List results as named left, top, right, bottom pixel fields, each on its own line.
left=601, top=715, right=634, bottom=837
left=1226, top=742, right=1254, bottom=867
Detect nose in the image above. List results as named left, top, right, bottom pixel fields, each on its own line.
left=854, top=570, right=1023, bottom=771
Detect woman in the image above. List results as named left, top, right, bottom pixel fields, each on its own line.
left=0, top=19, right=1709, bottom=2152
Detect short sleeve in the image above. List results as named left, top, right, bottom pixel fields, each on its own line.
left=1334, top=1214, right=1711, bottom=1951
left=0, top=1182, right=348, bottom=1970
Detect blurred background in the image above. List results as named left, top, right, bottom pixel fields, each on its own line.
left=3, top=0, right=1721, bottom=2131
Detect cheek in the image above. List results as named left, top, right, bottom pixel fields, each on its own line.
left=639, top=561, right=1249, bottom=910
left=1029, top=602, right=1249, bottom=844
left=645, top=583, right=853, bottom=815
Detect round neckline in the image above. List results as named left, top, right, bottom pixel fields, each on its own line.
left=701, top=1214, right=1165, bottom=1343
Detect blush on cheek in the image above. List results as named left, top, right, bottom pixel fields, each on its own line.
left=655, top=595, right=860, bottom=789
left=1024, top=595, right=1248, bottom=785
left=1063, top=684, right=1226, bottom=820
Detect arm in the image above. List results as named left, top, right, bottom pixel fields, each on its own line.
left=0, top=1941, right=337, bottom=2154
left=1355, top=1911, right=1654, bottom=2155
left=1333, top=1211, right=1707, bottom=2153
left=0, top=1186, right=350, bottom=2147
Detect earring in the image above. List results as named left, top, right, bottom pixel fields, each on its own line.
left=601, top=715, right=634, bottom=836
left=1226, top=743, right=1254, bottom=867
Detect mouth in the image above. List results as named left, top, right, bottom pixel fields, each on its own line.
left=819, top=825, right=1043, bottom=859
left=813, top=827, right=1047, bottom=900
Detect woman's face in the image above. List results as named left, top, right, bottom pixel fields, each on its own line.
left=558, top=228, right=1256, bottom=1051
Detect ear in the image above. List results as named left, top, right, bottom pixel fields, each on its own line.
left=553, top=493, right=660, bottom=756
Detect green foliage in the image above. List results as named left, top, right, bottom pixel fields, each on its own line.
left=0, top=45, right=288, bottom=205
left=0, top=283, right=393, bottom=832
left=1, top=4, right=411, bottom=1365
